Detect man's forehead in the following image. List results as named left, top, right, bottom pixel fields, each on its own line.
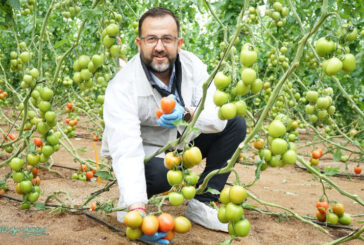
left=141, top=15, right=178, bottom=35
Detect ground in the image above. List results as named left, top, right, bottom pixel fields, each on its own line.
left=0, top=122, right=363, bottom=245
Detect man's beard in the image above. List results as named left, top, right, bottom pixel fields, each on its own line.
left=141, top=50, right=176, bottom=74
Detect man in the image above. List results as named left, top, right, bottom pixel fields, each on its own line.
left=102, top=7, right=246, bottom=237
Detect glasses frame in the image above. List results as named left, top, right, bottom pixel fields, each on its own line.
left=140, top=35, right=179, bottom=47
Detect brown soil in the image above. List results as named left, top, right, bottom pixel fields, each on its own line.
left=0, top=125, right=363, bottom=245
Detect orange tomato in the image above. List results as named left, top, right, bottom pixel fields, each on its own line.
left=254, top=138, right=265, bottom=150
left=0, top=189, right=5, bottom=195
left=312, top=149, right=322, bottom=159
left=69, top=120, right=78, bottom=126
left=163, top=230, right=175, bottom=241
left=8, top=134, right=16, bottom=140
left=32, top=176, right=41, bottom=186
left=316, top=210, right=326, bottom=222
left=65, top=118, right=70, bottom=124
left=158, top=213, right=175, bottom=232
left=80, top=164, right=88, bottom=172
left=85, top=171, right=94, bottom=180
left=93, top=136, right=99, bottom=141
left=156, top=108, right=164, bottom=118
left=91, top=203, right=96, bottom=211
left=160, top=97, right=176, bottom=114
left=164, top=152, right=181, bottom=169
left=67, top=103, right=73, bottom=109
left=141, top=215, right=159, bottom=235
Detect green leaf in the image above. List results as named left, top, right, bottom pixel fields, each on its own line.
left=333, top=148, right=342, bottom=162
left=191, top=127, right=200, bottom=137
left=54, top=39, right=68, bottom=49
left=324, top=167, right=340, bottom=176
left=8, top=0, right=20, bottom=10
left=174, top=120, right=189, bottom=127
left=206, top=187, right=220, bottom=195
left=33, top=202, right=46, bottom=211
left=217, top=236, right=235, bottom=245
left=95, top=171, right=113, bottom=180
left=77, top=147, right=87, bottom=153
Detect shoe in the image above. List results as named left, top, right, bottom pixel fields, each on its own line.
left=185, top=199, right=228, bottom=232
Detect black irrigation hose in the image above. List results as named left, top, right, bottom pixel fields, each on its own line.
left=0, top=193, right=89, bottom=210
left=294, top=164, right=364, bottom=179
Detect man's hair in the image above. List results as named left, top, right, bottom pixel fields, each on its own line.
left=139, top=7, right=180, bottom=37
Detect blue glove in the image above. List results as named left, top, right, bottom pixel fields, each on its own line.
left=157, top=94, right=184, bottom=129
left=139, top=232, right=170, bottom=244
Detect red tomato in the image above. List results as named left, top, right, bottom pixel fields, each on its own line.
left=85, top=171, right=94, bottom=180
left=160, top=97, right=176, bottom=114
left=312, top=149, right=323, bottom=159
left=34, top=137, right=43, bottom=147
left=158, top=213, right=175, bottom=232
left=163, top=230, right=175, bottom=241
left=32, top=167, right=39, bottom=176
left=67, top=103, right=73, bottom=109
left=65, top=118, right=70, bottom=124
left=80, top=164, right=88, bottom=172
left=316, top=201, right=328, bottom=214
left=91, top=203, right=96, bottom=211
left=354, top=166, right=362, bottom=175
left=32, top=176, right=41, bottom=186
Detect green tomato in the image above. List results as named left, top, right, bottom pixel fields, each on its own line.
left=26, top=153, right=40, bottom=166
left=44, top=111, right=56, bottom=123
left=42, top=145, right=54, bottom=157
left=46, top=134, right=59, bottom=146
left=241, top=68, right=256, bottom=85
left=259, top=149, right=272, bottom=162
left=268, top=120, right=286, bottom=138
left=213, top=90, right=229, bottom=106
left=214, top=72, right=231, bottom=90
left=220, top=187, right=230, bottom=204
left=235, top=101, right=247, bottom=117
left=234, top=219, right=250, bottom=237
left=38, top=101, right=51, bottom=113
left=167, top=170, right=183, bottom=186
left=306, top=91, right=319, bottom=103
left=92, top=54, right=104, bottom=68
left=181, top=186, right=196, bottom=200
left=338, top=213, right=352, bottom=225
left=220, top=103, right=237, bottom=120
left=168, top=192, right=184, bottom=206
left=78, top=55, right=90, bottom=69
left=327, top=212, right=339, bottom=225
left=106, top=23, right=119, bottom=37
left=316, top=97, right=330, bottom=109
left=342, top=53, right=356, bottom=72
left=251, top=78, right=263, bottom=94
left=235, top=80, right=250, bottom=96
left=271, top=138, right=288, bottom=155
left=40, top=87, right=54, bottom=101
left=282, top=150, right=297, bottom=165
left=10, top=158, right=24, bottom=171
left=225, top=202, right=244, bottom=222
left=305, top=104, right=315, bottom=114
left=20, top=180, right=33, bottom=194
left=240, top=44, right=257, bottom=67
left=218, top=205, right=229, bottom=223
left=28, top=191, right=39, bottom=202
left=325, top=57, right=342, bottom=76
left=229, top=185, right=247, bottom=204
left=13, top=171, right=25, bottom=183
left=184, top=171, right=199, bottom=185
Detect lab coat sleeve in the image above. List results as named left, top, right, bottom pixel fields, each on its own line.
left=103, top=73, right=148, bottom=207
left=192, top=61, right=227, bottom=133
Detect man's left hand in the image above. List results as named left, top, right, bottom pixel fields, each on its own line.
left=157, top=95, right=184, bottom=128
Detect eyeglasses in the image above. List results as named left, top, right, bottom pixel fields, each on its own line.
left=140, top=35, right=178, bottom=47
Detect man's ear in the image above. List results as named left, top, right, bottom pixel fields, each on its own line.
left=136, top=38, right=141, bottom=53
left=177, top=37, right=184, bottom=52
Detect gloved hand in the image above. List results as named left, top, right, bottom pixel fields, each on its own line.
left=157, top=94, right=184, bottom=129
left=139, top=232, right=170, bottom=244
left=137, top=211, right=172, bottom=244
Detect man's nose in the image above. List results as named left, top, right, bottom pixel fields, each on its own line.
left=154, top=39, right=165, bottom=51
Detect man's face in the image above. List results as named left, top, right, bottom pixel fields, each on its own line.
left=136, top=15, right=183, bottom=74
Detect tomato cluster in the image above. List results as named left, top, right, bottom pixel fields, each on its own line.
left=0, top=89, right=8, bottom=100
left=124, top=211, right=191, bottom=241
left=315, top=201, right=352, bottom=226
left=265, top=2, right=289, bottom=27
left=165, top=148, right=201, bottom=206
left=9, top=49, right=32, bottom=72
left=258, top=115, right=298, bottom=169
left=64, top=103, right=79, bottom=138
left=72, top=54, right=105, bottom=91
left=310, top=148, right=323, bottom=166
left=10, top=156, right=42, bottom=209
left=245, top=6, right=259, bottom=25
left=71, top=164, right=96, bottom=182
left=19, top=0, right=35, bottom=16
left=304, top=88, right=335, bottom=126
left=214, top=43, right=262, bottom=120
left=102, top=23, right=123, bottom=59
left=218, top=185, right=250, bottom=237
left=55, top=0, right=81, bottom=19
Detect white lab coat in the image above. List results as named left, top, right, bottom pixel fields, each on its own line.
left=101, top=50, right=227, bottom=209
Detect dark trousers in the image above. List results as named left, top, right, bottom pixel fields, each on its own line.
left=144, top=116, right=246, bottom=203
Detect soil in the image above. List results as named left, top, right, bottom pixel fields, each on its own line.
left=0, top=123, right=363, bottom=245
